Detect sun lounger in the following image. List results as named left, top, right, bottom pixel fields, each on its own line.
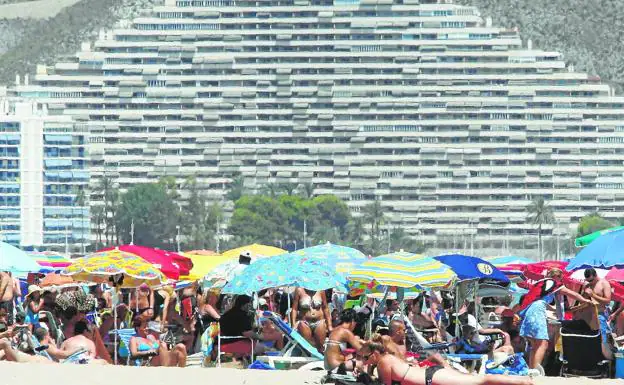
left=255, top=311, right=323, bottom=369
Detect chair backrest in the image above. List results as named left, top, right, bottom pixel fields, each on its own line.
left=110, top=328, right=137, bottom=358
left=560, top=328, right=603, bottom=371
left=262, top=311, right=323, bottom=360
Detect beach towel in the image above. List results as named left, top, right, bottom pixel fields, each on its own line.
left=200, top=322, right=219, bottom=358
left=485, top=353, right=529, bottom=376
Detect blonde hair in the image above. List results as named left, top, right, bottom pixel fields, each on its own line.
left=547, top=268, right=563, bottom=280
left=361, top=333, right=386, bottom=354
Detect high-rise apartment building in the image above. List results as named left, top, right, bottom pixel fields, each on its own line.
left=0, top=90, right=89, bottom=250
left=10, top=0, right=624, bottom=249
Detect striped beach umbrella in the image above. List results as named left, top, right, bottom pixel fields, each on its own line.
left=28, top=251, right=72, bottom=269
left=289, top=242, right=367, bottom=274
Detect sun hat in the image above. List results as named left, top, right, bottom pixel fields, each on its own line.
left=26, top=285, right=43, bottom=298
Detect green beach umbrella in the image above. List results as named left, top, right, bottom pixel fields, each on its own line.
left=575, top=226, right=624, bottom=247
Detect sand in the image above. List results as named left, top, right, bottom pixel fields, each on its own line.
left=0, top=361, right=623, bottom=385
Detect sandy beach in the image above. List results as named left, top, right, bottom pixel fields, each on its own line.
left=0, top=362, right=622, bottom=385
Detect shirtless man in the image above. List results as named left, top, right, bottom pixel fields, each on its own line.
left=383, top=319, right=450, bottom=369
left=583, top=268, right=613, bottom=359
left=324, top=308, right=363, bottom=373
left=0, top=271, right=15, bottom=325
left=0, top=327, right=82, bottom=363
left=61, top=321, right=108, bottom=364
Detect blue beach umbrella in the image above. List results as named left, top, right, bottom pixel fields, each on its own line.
left=433, top=254, right=509, bottom=284
left=567, top=228, right=624, bottom=270
left=289, top=242, right=367, bottom=275
left=0, top=241, right=43, bottom=275
left=222, top=254, right=347, bottom=295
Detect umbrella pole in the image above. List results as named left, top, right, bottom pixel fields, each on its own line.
left=454, top=284, right=460, bottom=337
left=114, top=303, right=118, bottom=365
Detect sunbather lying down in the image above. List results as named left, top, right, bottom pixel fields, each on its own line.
left=0, top=326, right=107, bottom=365
left=358, top=335, right=533, bottom=385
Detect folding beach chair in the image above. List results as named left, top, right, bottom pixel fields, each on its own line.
left=255, top=311, right=324, bottom=369
left=560, top=326, right=611, bottom=378
left=217, top=331, right=255, bottom=367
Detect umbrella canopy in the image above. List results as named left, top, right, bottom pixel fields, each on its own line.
left=289, top=243, right=366, bottom=274
left=99, top=245, right=193, bottom=280
left=222, top=254, right=346, bottom=295
left=180, top=253, right=231, bottom=281
left=202, top=260, right=247, bottom=289
left=483, top=255, right=533, bottom=268
left=574, top=226, right=624, bottom=247
left=348, top=252, right=430, bottom=288
left=27, top=251, right=72, bottom=269
left=39, top=273, right=77, bottom=289
left=220, top=244, right=286, bottom=259
left=434, top=254, right=509, bottom=284
left=567, top=229, right=624, bottom=270
left=0, top=242, right=43, bottom=275
left=606, top=267, right=624, bottom=282
left=62, top=249, right=167, bottom=288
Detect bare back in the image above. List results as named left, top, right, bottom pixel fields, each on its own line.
left=325, top=326, right=358, bottom=369
left=62, top=334, right=97, bottom=358
left=0, top=273, right=14, bottom=302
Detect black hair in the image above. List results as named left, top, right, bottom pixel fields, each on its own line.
left=234, top=295, right=251, bottom=309
left=15, top=312, right=25, bottom=324
left=74, top=320, right=89, bottom=335
left=584, top=268, right=597, bottom=279
left=339, top=308, right=357, bottom=324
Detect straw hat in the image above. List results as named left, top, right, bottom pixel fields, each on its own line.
left=26, top=285, right=42, bottom=298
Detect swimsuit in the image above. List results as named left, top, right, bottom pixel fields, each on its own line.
left=298, top=295, right=324, bottom=332
left=391, top=364, right=443, bottom=385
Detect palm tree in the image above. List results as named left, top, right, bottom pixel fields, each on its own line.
left=75, top=188, right=87, bottom=253
left=225, top=174, right=245, bottom=202
left=91, top=205, right=105, bottom=249
left=526, top=197, right=554, bottom=261
left=363, top=200, right=386, bottom=254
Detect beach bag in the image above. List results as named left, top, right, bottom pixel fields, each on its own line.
left=515, top=279, right=561, bottom=318
left=485, top=353, right=529, bottom=376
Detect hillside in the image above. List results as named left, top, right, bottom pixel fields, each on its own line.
left=456, top=0, right=624, bottom=92
left=0, top=0, right=623, bottom=92
left=0, top=0, right=161, bottom=85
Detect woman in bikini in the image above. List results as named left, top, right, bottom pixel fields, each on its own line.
left=291, top=287, right=332, bottom=351
left=358, top=335, right=534, bottom=385
left=325, top=309, right=363, bottom=373
left=129, top=316, right=186, bottom=367
left=129, top=284, right=154, bottom=321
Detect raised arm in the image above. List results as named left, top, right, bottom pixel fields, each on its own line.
left=560, top=286, right=591, bottom=304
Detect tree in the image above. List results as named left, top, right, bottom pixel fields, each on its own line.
left=346, top=215, right=366, bottom=251
left=577, top=213, right=613, bottom=237
left=312, top=195, right=351, bottom=240
left=182, top=176, right=210, bottom=250
left=75, top=188, right=87, bottom=253
left=91, top=205, right=105, bottom=249
left=226, top=174, right=245, bottom=202
left=298, top=183, right=315, bottom=199
left=363, top=200, right=387, bottom=255
left=116, top=182, right=179, bottom=249
left=389, top=227, right=425, bottom=254
left=526, top=197, right=554, bottom=261
left=228, top=195, right=289, bottom=245
left=95, top=175, right=120, bottom=246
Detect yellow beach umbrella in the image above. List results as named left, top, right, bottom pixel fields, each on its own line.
left=62, top=249, right=167, bottom=288
left=180, top=253, right=233, bottom=281
left=220, top=243, right=286, bottom=259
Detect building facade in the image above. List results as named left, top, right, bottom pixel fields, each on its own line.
left=10, top=0, right=624, bottom=250
left=0, top=92, right=89, bottom=250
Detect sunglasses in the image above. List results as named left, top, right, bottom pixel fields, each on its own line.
left=585, top=277, right=595, bottom=283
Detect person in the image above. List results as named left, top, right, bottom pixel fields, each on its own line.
left=357, top=334, right=534, bottom=385
left=0, top=327, right=87, bottom=364
left=582, top=267, right=613, bottom=358
left=410, top=297, right=443, bottom=343
left=325, top=308, right=363, bottom=373
left=292, top=287, right=332, bottom=351
left=459, top=302, right=512, bottom=352
left=0, top=271, right=16, bottom=325
left=60, top=321, right=107, bottom=364
left=383, top=319, right=408, bottom=359
left=129, top=316, right=186, bottom=367
left=517, top=268, right=591, bottom=369
left=220, top=295, right=270, bottom=358
left=24, top=285, right=44, bottom=329
left=609, top=301, right=624, bottom=337
left=129, top=283, right=154, bottom=320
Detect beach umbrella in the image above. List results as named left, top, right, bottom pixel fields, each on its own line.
left=222, top=254, right=346, bottom=295
left=574, top=226, right=624, bottom=247
left=348, top=252, right=430, bottom=288
left=99, top=244, right=193, bottom=280
left=62, top=249, right=167, bottom=288
left=201, top=251, right=276, bottom=289
left=606, top=267, right=624, bottom=282
left=39, top=273, right=79, bottom=289
left=482, top=255, right=533, bottom=268
left=27, top=251, right=72, bottom=270
left=180, top=253, right=231, bottom=281
left=433, top=254, right=509, bottom=284
left=0, top=241, right=43, bottom=275
left=289, top=242, right=366, bottom=274
left=567, top=228, right=624, bottom=270
left=220, top=243, right=286, bottom=259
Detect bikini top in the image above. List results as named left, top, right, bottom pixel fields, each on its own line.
left=136, top=336, right=159, bottom=352
left=299, top=295, right=323, bottom=311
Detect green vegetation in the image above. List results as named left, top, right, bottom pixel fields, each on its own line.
left=576, top=213, right=613, bottom=238
left=526, top=197, right=554, bottom=261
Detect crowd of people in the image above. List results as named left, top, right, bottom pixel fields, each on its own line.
left=0, top=261, right=621, bottom=383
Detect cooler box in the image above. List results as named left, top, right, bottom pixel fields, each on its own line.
left=616, top=352, right=624, bottom=379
